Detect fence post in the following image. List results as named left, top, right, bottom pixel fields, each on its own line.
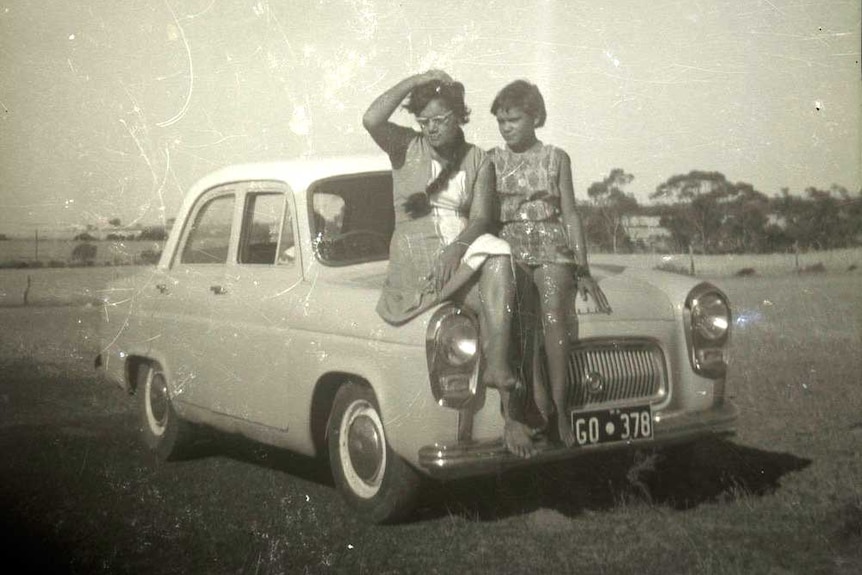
left=794, top=242, right=800, bottom=272
left=688, top=243, right=696, bottom=276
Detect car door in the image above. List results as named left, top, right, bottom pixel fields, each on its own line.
left=210, top=182, right=311, bottom=430
left=150, top=186, right=238, bottom=412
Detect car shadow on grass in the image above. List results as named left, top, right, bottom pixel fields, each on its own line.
left=412, top=437, right=812, bottom=522
left=177, top=428, right=335, bottom=487
left=165, top=432, right=811, bottom=524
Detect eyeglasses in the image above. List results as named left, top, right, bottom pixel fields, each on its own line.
left=416, top=110, right=454, bottom=129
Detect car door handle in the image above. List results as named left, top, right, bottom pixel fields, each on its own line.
left=210, top=285, right=228, bottom=295
left=155, top=283, right=170, bottom=295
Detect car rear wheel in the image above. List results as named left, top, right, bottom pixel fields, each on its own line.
left=137, top=363, right=193, bottom=460
left=328, top=382, right=420, bottom=523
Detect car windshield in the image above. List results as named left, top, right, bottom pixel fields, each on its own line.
left=311, top=172, right=394, bottom=266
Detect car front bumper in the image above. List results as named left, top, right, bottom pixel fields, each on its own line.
left=417, top=401, right=738, bottom=479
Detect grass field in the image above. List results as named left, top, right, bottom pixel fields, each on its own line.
left=0, top=247, right=859, bottom=308
left=0, top=273, right=860, bottom=573
left=0, top=266, right=146, bottom=306
left=591, top=246, right=862, bottom=277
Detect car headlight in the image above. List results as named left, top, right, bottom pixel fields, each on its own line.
left=426, top=305, right=480, bottom=409
left=691, top=292, right=730, bottom=341
left=685, top=284, right=731, bottom=378
left=438, top=316, right=478, bottom=366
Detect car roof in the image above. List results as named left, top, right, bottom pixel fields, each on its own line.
left=190, top=154, right=393, bottom=196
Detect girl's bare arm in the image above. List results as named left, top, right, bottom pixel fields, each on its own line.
left=558, top=149, right=611, bottom=311
left=557, top=150, right=589, bottom=268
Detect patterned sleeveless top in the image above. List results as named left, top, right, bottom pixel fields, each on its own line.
left=489, top=144, right=579, bottom=266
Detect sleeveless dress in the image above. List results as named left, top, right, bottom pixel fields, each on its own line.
left=377, top=127, right=510, bottom=325
left=489, top=144, right=579, bottom=267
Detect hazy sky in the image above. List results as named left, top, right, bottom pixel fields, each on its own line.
left=0, top=0, right=859, bottom=237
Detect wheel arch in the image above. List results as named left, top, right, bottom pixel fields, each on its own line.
left=125, top=349, right=177, bottom=393
left=310, top=371, right=374, bottom=457
left=125, top=355, right=153, bottom=394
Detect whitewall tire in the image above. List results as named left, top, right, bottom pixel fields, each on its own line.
left=137, top=363, right=193, bottom=461
left=328, top=382, right=420, bottom=523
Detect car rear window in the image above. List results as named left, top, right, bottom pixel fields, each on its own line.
left=310, top=172, right=394, bottom=266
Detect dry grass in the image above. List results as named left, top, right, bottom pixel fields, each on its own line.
left=0, top=274, right=860, bottom=573
left=593, top=246, right=862, bottom=277
left=0, top=266, right=145, bottom=307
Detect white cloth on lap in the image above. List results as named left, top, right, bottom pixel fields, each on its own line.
left=462, top=233, right=511, bottom=270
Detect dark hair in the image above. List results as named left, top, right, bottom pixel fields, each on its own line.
left=490, top=79, right=547, bottom=128
left=403, top=80, right=470, bottom=124
left=401, top=126, right=468, bottom=219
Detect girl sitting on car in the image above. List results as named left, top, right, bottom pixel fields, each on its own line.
left=363, top=70, right=537, bottom=458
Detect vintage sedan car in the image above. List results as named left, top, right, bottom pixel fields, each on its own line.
left=96, top=155, right=736, bottom=523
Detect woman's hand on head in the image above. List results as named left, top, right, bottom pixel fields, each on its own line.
left=420, top=69, right=454, bottom=85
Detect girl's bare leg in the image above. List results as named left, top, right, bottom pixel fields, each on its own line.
left=536, top=264, right=576, bottom=447
left=477, top=256, right=518, bottom=390
left=438, top=257, right=517, bottom=390
left=474, top=256, right=537, bottom=458
left=499, top=387, right=536, bottom=458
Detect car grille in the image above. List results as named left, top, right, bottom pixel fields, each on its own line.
left=567, top=339, right=667, bottom=409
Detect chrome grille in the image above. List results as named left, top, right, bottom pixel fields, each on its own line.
left=567, top=339, right=666, bottom=408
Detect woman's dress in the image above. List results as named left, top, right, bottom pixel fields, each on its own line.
left=377, top=127, right=509, bottom=325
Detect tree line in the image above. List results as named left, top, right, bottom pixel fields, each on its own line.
left=66, top=175, right=861, bottom=257
left=583, top=169, right=862, bottom=254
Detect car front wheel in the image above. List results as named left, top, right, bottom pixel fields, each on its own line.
left=328, top=382, right=420, bottom=523
left=136, top=363, right=193, bottom=460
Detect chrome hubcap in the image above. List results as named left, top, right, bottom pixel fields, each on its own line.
left=146, top=370, right=169, bottom=433
left=339, top=398, right=386, bottom=498
left=348, top=415, right=383, bottom=481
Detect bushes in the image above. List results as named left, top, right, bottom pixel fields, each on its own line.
left=139, top=249, right=162, bottom=265
left=0, top=257, right=156, bottom=269
left=798, top=262, right=826, bottom=274
left=71, top=242, right=97, bottom=265
left=0, top=261, right=41, bottom=269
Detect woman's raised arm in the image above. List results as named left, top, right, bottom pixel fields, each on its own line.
left=363, top=70, right=452, bottom=152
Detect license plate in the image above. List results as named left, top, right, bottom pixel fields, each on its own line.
left=570, top=405, right=654, bottom=447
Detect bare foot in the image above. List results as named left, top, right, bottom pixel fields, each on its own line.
left=557, top=416, right=576, bottom=448
left=504, top=420, right=538, bottom=458
left=482, top=366, right=518, bottom=391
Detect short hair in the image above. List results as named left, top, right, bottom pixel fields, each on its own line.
left=403, top=80, right=471, bottom=124
left=490, top=80, right=547, bottom=128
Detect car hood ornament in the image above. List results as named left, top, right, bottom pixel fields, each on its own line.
left=584, top=371, right=605, bottom=395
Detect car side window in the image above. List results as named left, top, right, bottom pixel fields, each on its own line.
left=277, top=199, right=296, bottom=266
left=239, top=193, right=292, bottom=265
left=180, top=194, right=235, bottom=264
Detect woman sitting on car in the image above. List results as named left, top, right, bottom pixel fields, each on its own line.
left=362, top=70, right=536, bottom=458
